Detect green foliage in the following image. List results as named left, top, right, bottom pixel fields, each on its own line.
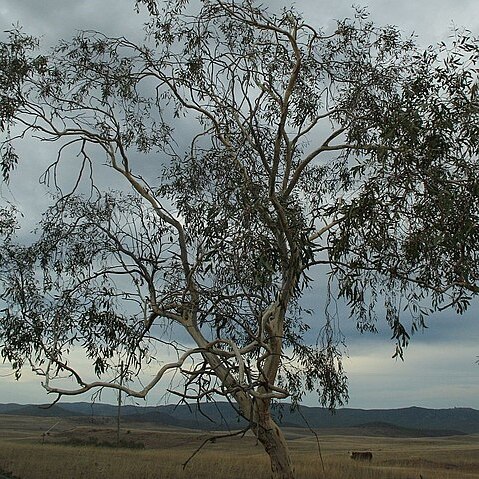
left=0, top=29, right=44, bottom=180
left=0, top=0, right=479, bottom=438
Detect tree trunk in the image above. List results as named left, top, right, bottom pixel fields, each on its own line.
left=255, top=413, right=295, bottom=479
left=187, top=310, right=295, bottom=478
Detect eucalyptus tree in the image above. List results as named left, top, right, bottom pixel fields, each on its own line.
left=1, top=1, right=479, bottom=478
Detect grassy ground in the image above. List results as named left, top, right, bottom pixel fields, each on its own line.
left=0, top=415, right=478, bottom=478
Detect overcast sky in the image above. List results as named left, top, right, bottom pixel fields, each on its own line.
left=1, top=0, right=479, bottom=410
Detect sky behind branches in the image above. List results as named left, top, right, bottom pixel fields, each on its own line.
left=0, top=0, right=478, bottom=409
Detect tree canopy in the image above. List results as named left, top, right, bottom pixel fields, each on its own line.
left=1, top=1, right=479, bottom=477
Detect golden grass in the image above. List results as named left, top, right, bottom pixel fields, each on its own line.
left=0, top=415, right=479, bottom=479
left=0, top=442, right=398, bottom=479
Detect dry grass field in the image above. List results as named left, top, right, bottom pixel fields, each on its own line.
left=0, top=414, right=478, bottom=479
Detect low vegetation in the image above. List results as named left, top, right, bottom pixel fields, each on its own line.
left=0, top=415, right=478, bottom=479
left=64, top=436, right=145, bottom=449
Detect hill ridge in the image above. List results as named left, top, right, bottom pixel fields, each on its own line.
left=1, top=402, right=478, bottom=434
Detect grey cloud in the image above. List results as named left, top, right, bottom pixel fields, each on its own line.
left=1, top=1, right=148, bottom=44
left=1, top=0, right=478, bottom=408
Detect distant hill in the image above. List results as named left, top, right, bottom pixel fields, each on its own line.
left=2, top=401, right=479, bottom=435
left=283, top=405, right=479, bottom=434
left=351, top=421, right=466, bottom=437
left=0, top=403, right=79, bottom=418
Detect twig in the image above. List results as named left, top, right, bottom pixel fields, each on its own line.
left=182, top=427, right=250, bottom=470
left=297, top=405, right=326, bottom=477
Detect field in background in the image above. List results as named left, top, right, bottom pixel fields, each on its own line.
left=1, top=415, right=479, bottom=479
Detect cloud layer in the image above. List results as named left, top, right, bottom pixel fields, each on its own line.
left=0, top=0, right=478, bottom=409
